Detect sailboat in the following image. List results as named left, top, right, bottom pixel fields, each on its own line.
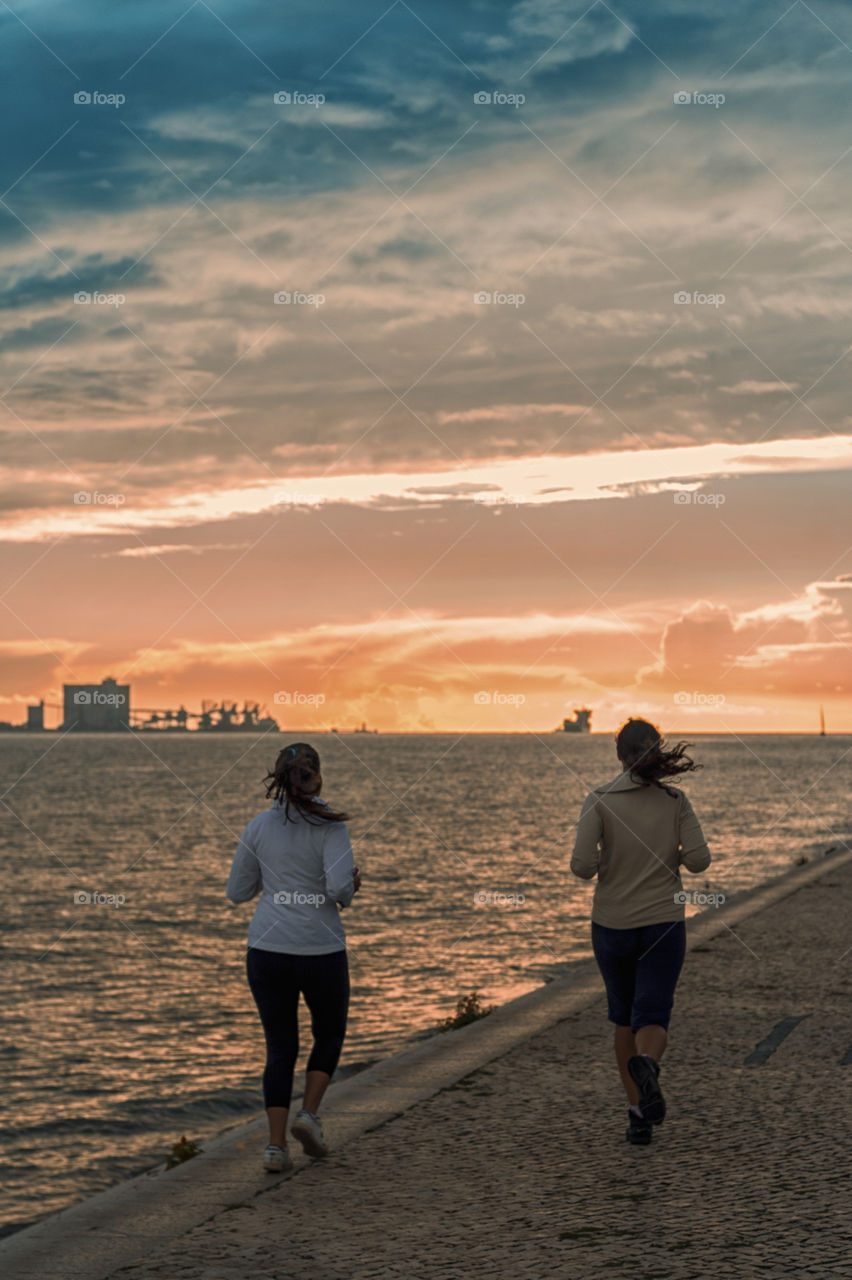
left=819, top=705, right=826, bottom=736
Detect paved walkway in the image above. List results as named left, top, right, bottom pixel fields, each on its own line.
left=97, top=854, right=852, bottom=1280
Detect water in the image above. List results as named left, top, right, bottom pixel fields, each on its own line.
left=1, top=731, right=849, bottom=1235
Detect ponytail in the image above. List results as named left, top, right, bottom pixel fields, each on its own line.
left=264, top=742, right=349, bottom=824
left=615, top=718, right=701, bottom=797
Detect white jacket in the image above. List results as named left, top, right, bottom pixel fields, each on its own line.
left=226, top=798, right=356, bottom=954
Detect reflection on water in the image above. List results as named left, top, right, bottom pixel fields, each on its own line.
left=1, top=731, right=848, bottom=1234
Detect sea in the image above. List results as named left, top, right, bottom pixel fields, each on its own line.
left=1, top=731, right=849, bottom=1236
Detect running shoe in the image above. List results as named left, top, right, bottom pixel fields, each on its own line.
left=263, top=1144, right=294, bottom=1173
left=291, top=1109, right=329, bottom=1157
left=626, top=1108, right=653, bottom=1145
left=628, top=1055, right=666, bottom=1124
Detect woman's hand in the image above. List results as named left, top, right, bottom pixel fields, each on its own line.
left=352, top=865, right=362, bottom=894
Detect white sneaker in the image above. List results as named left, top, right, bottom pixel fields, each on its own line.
left=291, top=1109, right=328, bottom=1157
left=263, top=1143, right=294, bottom=1173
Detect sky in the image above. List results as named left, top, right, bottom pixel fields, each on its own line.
left=1, top=0, right=851, bottom=733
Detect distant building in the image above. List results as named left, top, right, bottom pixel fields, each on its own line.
left=26, top=701, right=44, bottom=731
left=561, top=708, right=592, bottom=733
left=62, top=677, right=130, bottom=731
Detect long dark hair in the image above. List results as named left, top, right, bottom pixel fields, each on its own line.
left=264, top=742, right=349, bottom=825
left=615, top=718, right=701, bottom=797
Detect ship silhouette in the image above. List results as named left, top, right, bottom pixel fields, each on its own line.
left=558, top=708, right=592, bottom=733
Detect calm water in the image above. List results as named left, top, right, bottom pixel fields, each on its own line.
left=1, top=731, right=849, bottom=1234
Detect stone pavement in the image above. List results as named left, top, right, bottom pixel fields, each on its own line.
left=101, top=854, right=852, bottom=1280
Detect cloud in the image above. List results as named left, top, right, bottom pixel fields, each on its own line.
left=720, top=380, right=799, bottom=394
left=507, top=0, right=637, bottom=62
left=2, top=435, right=852, bottom=540
left=639, top=578, right=852, bottom=696
left=147, top=100, right=390, bottom=150
left=2, top=1, right=852, bottom=729
left=106, top=540, right=252, bottom=558
left=434, top=403, right=588, bottom=425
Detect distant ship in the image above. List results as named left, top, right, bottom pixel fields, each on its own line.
left=559, top=708, right=592, bottom=734
left=819, top=705, right=826, bottom=736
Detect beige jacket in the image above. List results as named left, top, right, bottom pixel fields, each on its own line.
left=570, top=772, right=711, bottom=929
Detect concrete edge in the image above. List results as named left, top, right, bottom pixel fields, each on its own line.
left=3, top=845, right=850, bottom=1279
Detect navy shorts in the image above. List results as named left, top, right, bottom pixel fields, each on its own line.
left=591, top=920, right=687, bottom=1032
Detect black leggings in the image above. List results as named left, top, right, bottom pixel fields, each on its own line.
left=246, top=946, right=350, bottom=1109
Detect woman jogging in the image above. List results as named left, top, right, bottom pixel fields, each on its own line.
left=227, top=742, right=360, bottom=1172
left=570, top=717, right=710, bottom=1145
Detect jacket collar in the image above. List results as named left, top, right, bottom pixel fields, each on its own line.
left=594, top=771, right=646, bottom=794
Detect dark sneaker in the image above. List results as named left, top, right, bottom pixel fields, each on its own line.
left=626, top=1108, right=653, bottom=1145
left=628, top=1055, right=666, bottom=1125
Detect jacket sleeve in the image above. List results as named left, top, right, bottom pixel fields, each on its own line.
left=571, top=792, right=602, bottom=880
left=322, top=822, right=356, bottom=908
left=226, top=822, right=262, bottom=903
left=678, top=794, right=711, bottom=872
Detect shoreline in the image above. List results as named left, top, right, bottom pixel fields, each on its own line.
left=2, top=842, right=849, bottom=1280
left=0, top=846, right=819, bottom=1243
left=3, top=730, right=851, bottom=737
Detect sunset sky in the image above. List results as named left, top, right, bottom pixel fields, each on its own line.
left=1, top=0, right=851, bottom=732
